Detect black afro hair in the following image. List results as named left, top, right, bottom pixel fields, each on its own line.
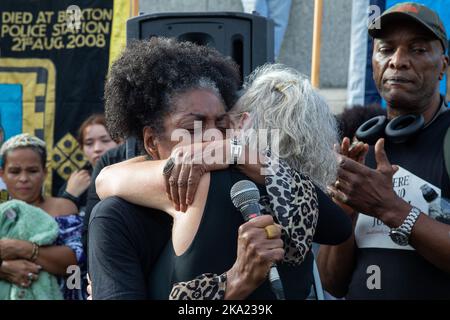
left=104, top=37, right=241, bottom=144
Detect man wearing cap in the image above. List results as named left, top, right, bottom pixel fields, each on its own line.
left=318, top=2, right=450, bottom=299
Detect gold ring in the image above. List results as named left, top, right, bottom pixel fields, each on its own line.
left=334, top=180, right=340, bottom=188
left=264, top=224, right=279, bottom=239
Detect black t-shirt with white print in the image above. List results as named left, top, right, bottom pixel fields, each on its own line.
left=347, top=107, right=450, bottom=300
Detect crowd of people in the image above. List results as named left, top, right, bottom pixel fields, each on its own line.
left=0, top=1, right=449, bottom=300
left=0, top=116, right=117, bottom=299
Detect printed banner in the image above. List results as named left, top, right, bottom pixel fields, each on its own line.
left=0, top=0, right=129, bottom=194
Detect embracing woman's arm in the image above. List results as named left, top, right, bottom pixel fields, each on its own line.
left=96, top=156, right=176, bottom=215
left=95, top=140, right=267, bottom=212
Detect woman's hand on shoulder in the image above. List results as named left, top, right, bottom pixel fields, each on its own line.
left=164, top=141, right=228, bottom=212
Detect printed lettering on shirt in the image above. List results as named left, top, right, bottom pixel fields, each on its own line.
left=355, top=166, right=440, bottom=250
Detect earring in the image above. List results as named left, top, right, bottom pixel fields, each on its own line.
left=148, top=144, right=160, bottom=160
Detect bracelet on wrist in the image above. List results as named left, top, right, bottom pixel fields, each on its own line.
left=30, top=242, right=39, bottom=262
left=61, top=190, right=80, bottom=208
left=229, top=137, right=243, bottom=165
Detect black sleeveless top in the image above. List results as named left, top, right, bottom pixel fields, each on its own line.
left=148, top=169, right=314, bottom=300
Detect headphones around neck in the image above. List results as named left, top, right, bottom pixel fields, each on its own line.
left=355, top=113, right=425, bottom=145
left=356, top=98, right=448, bottom=145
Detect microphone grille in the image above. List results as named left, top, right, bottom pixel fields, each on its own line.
left=230, top=180, right=260, bottom=210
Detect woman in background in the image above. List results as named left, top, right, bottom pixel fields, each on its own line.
left=59, top=114, right=118, bottom=212
left=0, top=133, right=86, bottom=299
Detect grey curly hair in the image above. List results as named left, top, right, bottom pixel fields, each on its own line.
left=233, top=64, right=339, bottom=189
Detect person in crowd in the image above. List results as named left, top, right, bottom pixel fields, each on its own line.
left=88, top=37, right=351, bottom=300
left=0, top=133, right=87, bottom=299
left=241, top=0, right=292, bottom=59
left=333, top=104, right=387, bottom=170
left=318, top=2, right=450, bottom=299
left=81, top=137, right=139, bottom=253
left=58, top=114, right=118, bottom=212
left=0, top=199, right=64, bottom=300
left=336, top=104, right=386, bottom=141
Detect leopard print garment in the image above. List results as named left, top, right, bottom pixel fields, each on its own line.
left=169, top=157, right=319, bottom=300
left=262, top=156, right=319, bottom=265
left=169, top=273, right=227, bottom=300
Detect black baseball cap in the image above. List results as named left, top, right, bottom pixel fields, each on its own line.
left=368, top=2, right=448, bottom=52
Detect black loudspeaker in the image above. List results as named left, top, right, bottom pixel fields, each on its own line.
left=126, top=12, right=274, bottom=82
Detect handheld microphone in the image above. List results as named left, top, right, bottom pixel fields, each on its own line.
left=230, top=180, right=285, bottom=300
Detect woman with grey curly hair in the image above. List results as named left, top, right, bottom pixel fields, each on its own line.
left=231, top=63, right=339, bottom=190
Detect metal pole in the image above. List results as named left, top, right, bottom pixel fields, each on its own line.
left=311, top=0, right=323, bottom=88
left=131, top=0, right=139, bottom=17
